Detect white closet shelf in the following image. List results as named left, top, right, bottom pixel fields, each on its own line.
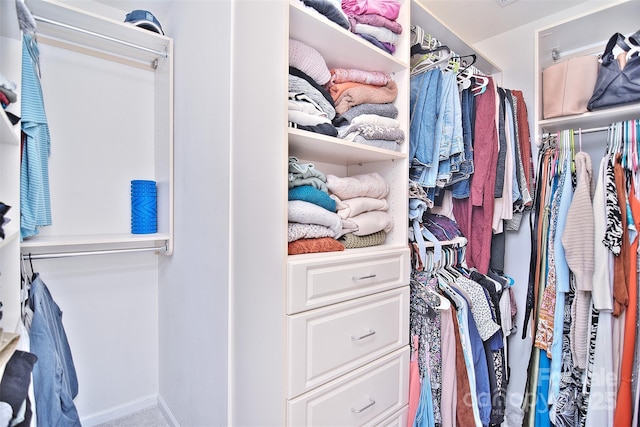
left=26, top=0, right=171, bottom=68
left=20, top=233, right=170, bottom=254
left=0, top=112, right=19, bottom=146
left=289, top=0, right=408, bottom=73
left=538, top=103, right=640, bottom=133
left=537, top=0, right=640, bottom=70
left=289, top=128, right=405, bottom=165
left=288, top=243, right=410, bottom=261
left=0, top=224, right=20, bottom=250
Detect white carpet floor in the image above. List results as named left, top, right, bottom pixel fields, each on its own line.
left=95, top=406, right=170, bottom=427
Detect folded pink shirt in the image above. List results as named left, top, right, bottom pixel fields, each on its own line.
left=341, top=0, right=401, bottom=21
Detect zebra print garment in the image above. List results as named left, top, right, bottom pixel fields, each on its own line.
left=553, top=274, right=584, bottom=427
left=603, top=155, right=623, bottom=256
left=579, top=303, right=599, bottom=427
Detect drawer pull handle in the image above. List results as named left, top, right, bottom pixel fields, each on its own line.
left=352, top=274, right=377, bottom=280
left=351, top=329, right=376, bottom=340
left=351, top=397, right=376, bottom=413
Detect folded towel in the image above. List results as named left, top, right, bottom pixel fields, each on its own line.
left=327, top=172, right=389, bottom=200
left=289, top=157, right=328, bottom=191
left=338, top=123, right=405, bottom=143
left=339, top=218, right=359, bottom=237
left=288, top=98, right=328, bottom=117
left=350, top=114, right=400, bottom=128
left=342, top=0, right=401, bottom=21
left=345, top=134, right=401, bottom=151
left=333, top=103, right=398, bottom=126
left=353, top=23, right=400, bottom=44
left=329, top=68, right=392, bottom=87
left=288, top=109, right=332, bottom=127
left=288, top=223, right=336, bottom=242
left=343, top=210, right=394, bottom=236
left=299, top=0, right=350, bottom=30
left=289, top=74, right=336, bottom=120
left=333, top=80, right=398, bottom=115
left=289, top=185, right=337, bottom=212
left=288, top=237, right=345, bottom=255
left=289, top=39, right=331, bottom=86
left=288, top=200, right=342, bottom=236
left=338, top=230, right=387, bottom=249
left=332, top=195, right=389, bottom=219
left=348, top=13, right=402, bottom=34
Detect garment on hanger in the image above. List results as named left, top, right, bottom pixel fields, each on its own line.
left=28, top=272, right=81, bottom=426
left=20, top=32, right=52, bottom=241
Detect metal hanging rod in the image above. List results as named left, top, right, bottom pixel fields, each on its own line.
left=541, top=126, right=611, bottom=139
left=33, top=15, right=169, bottom=59
left=21, top=245, right=166, bottom=260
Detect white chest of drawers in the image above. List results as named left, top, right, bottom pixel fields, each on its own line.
left=286, top=247, right=410, bottom=426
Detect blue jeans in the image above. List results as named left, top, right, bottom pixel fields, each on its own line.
left=450, top=86, right=476, bottom=198
left=409, top=69, right=442, bottom=167
left=29, top=274, right=81, bottom=427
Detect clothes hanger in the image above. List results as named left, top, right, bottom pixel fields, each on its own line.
left=436, top=275, right=460, bottom=310
left=428, top=288, right=451, bottom=310
left=410, top=45, right=452, bottom=76
left=631, top=120, right=635, bottom=171
left=454, top=54, right=477, bottom=74
left=578, top=128, right=583, bottom=152
left=410, top=42, right=448, bottom=57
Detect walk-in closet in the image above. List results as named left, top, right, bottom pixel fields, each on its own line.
left=1, top=0, right=639, bottom=426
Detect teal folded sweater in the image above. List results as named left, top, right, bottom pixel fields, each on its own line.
left=288, top=185, right=337, bottom=212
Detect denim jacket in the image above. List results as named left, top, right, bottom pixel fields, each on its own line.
left=29, top=274, right=81, bottom=427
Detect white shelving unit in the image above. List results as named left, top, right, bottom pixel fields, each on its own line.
left=284, top=1, right=411, bottom=424
left=0, top=0, right=24, bottom=333
left=229, top=0, right=412, bottom=424
left=19, top=0, right=174, bottom=257
left=0, top=106, right=21, bottom=333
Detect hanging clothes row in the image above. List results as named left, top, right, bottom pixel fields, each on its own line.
left=523, top=121, right=640, bottom=427
left=407, top=25, right=536, bottom=427
left=408, top=42, right=534, bottom=275
left=0, top=258, right=83, bottom=427
left=409, top=24, right=489, bottom=94
left=408, top=241, right=518, bottom=427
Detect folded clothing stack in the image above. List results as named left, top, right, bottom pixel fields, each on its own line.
left=342, top=0, right=403, bottom=55
left=288, top=39, right=338, bottom=137
left=287, top=160, right=394, bottom=254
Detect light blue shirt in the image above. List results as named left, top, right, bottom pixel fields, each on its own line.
left=20, top=33, right=52, bottom=240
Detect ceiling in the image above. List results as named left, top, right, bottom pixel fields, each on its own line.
left=417, top=0, right=589, bottom=43
left=88, top=0, right=588, bottom=45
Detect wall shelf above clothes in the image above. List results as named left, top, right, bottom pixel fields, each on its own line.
left=289, top=128, right=406, bottom=165
left=536, top=0, right=639, bottom=70
left=538, top=103, right=640, bottom=134
left=20, top=232, right=170, bottom=256
left=534, top=0, right=640, bottom=139
left=20, top=0, right=174, bottom=255
left=289, top=0, right=409, bottom=73
left=26, top=0, right=171, bottom=68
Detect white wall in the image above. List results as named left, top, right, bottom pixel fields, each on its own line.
left=157, top=1, right=232, bottom=426
left=473, top=0, right=620, bottom=412
left=31, top=254, right=159, bottom=424
left=19, top=0, right=164, bottom=422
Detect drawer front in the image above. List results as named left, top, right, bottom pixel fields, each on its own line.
left=375, top=406, right=408, bottom=427
left=287, top=287, right=409, bottom=398
left=287, top=247, right=410, bottom=314
left=287, top=347, right=409, bottom=427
